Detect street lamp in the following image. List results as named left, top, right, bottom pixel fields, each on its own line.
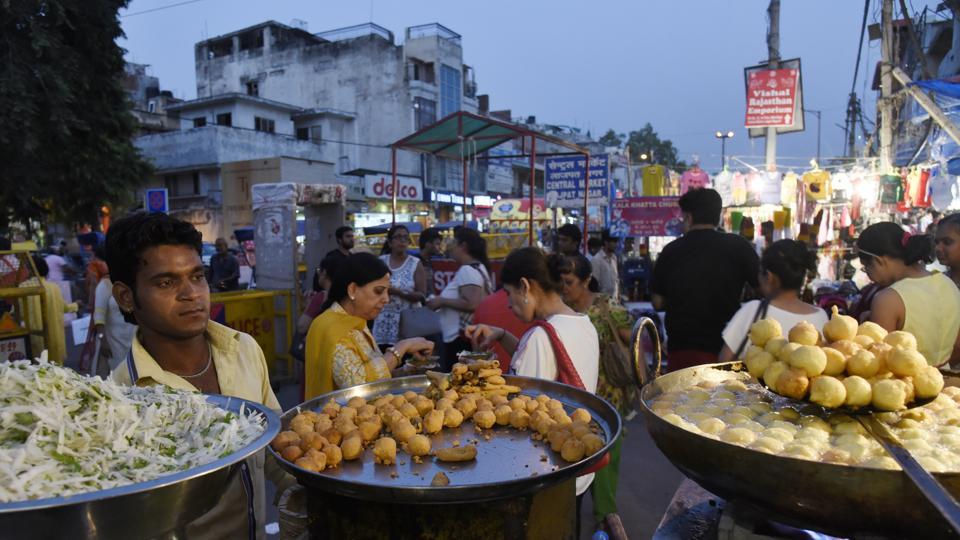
left=804, top=109, right=822, bottom=163
left=715, top=130, right=734, bottom=170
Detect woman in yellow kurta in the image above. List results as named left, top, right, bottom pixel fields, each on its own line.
left=305, top=253, right=434, bottom=399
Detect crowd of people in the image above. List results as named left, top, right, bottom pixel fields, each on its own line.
left=7, top=185, right=960, bottom=538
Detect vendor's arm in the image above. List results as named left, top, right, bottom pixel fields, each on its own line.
left=426, top=284, right=483, bottom=312
left=394, top=337, right=434, bottom=361
left=868, top=288, right=905, bottom=333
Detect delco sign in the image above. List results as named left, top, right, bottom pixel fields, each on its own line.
left=363, top=174, right=423, bottom=201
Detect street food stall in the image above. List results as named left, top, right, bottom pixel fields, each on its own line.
left=0, top=250, right=49, bottom=362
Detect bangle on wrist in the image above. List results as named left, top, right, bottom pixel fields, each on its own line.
left=386, top=347, right=401, bottom=365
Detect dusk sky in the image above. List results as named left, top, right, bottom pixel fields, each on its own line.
left=119, top=0, right=947, bottom=172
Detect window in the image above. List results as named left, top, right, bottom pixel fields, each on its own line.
left=439, top=64, right=461, bottom=117
left=216, top=113, right=232, bottom=126
left=192, top=117, right=207, bottom=128
left=309, top=125, right=322, bottom=143
left=192, top=171, right=200, bottom=195
left=164, top=174, right=178, bottom=196
left=246, top=81, right=259, bottom=97
left=147, top=101, right=156, bottom=113
left=254, top=116, right=275, bottom=133
left=296, top=127, right=309, bottom=141
left=414, top=98, right=436, bottom=130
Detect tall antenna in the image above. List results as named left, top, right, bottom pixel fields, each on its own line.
left=369, top=0, right=374, bottom=22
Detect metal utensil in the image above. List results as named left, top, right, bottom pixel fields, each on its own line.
left=271, top=374, right=621, bottom=504
left=640, top=361, right=960, bottom=537
left=631, top=316, right=663, bottom=386
left=0, top=394, right=281, bottom=540
left=858, top=414, right=960, bottom=535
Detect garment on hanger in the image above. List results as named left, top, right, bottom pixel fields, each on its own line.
left=802, top=169, right=831, bottom=201
left=781, top=171, right=799, bottom=207
left=759, top=171, right=782, bottom=205
left=679, top=166, right=710, bottom=194
left=732, top=172, right=747, bottom=206
left=879, top=174, right=904, bottom=205
left=641, top=165, right=665, bottom=196
left=715, top=170, right=734, bottom=206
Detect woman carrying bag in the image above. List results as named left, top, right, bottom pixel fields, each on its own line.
left=560, top=253, right=633, bottom=539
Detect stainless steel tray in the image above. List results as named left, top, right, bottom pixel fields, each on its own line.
left=271, top=375, right=621, bottom=504
left=0, top=394, right=281, bottom=540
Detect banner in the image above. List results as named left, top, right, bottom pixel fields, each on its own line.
left=744, top=58, right=805, bottom=136
left=545, top=154, right=609, bottom=208
left=610, top=197, right=683, bottom=238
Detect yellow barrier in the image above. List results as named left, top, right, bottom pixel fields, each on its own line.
left=210, top=289, right=294, bottom=379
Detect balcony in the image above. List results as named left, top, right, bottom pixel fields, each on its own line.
left=406, top=23, right=461, bottom=45
left=315, top=23, right=394, bottom=44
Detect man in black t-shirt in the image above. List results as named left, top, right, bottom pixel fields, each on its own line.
left=651, top=189, right=759, bottom=372
left=326, top=226, right=354, bottom=260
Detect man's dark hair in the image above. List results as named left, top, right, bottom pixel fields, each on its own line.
left=557, top=223, right=582, bottom=245
left=105, top=212, right=202, bottom=322
left=587, top=237, right=602, bottom=250
left=32, top=255, right=49, bottom=278
left=678, top=188, right=722, bottom=226
left=335, top=226, right=353, bottom=242
left=601, top=228, right=616, bottom=243
left=419, top=227, right=442, bottom=250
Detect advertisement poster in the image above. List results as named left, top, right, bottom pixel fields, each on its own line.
left=610, top=197, right=683, bottom=238
left=544, top=154, right=609, bottom=208
left=744, top=58, right=805, bottom=136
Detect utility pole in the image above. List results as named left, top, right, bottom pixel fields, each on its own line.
left=845, top=92, right=859, bottom=157
left=765, top=0, right=780, bottom=171
left=879, top=0, right=895, bottom=173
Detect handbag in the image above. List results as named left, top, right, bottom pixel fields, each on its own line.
left=596, top=300, right=636, bottom=388
left=733, top=299, right=770, bottom=359
left=399, top=307, right=443, bottom=339
left=529, top=321, right=609, bottom=475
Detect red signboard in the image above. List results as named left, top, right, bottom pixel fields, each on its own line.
left=611, top=197, right=683, bottom=237
left=744, top=68, right=799, bottom=128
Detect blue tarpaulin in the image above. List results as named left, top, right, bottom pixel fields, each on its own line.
left=910, top=79, right=960, bottom=100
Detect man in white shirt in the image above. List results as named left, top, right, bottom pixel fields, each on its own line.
left=591, top=229, right=620, bottom=300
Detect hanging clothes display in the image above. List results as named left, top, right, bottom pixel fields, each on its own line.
left=781, top=171, right=799, bottom=207
left=679, top=165, right=710, bottom=194
left=732, top=172, right=747, bottom=206
left=760, top=171, right=783, bottom=205
left=880, top=174, right=904, bottom=205
left=929, top=165, right=960, bottom=211
left=641, top=164, right=666, bottom=196
left=715, top=170, right=734, bottom=206
left=802, top=168, right=832, bottom=201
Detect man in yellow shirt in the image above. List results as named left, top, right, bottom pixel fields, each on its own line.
left=105, top=212, right=286, bottom=540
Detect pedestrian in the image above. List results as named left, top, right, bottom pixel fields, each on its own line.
left=373, top=225, right=428, bottom=351
left=465, top=247, right=599, bottom=534
left=651, top=188, right=760, bottom=371
left=591, top=229, right=620, bottom=299
left=326, top=226, right=354, bottom=260
left=44, top=243, right=74, bottom=307
left=418, top=227, right=444, bottom=296
left=93, top=271, right=136, bottom=376
left=587, top=237, right=602, bottom=260
left=935, top=213, right=960, bottom=289
left=297, top=256, right=341, bottom=334
left=556, top=223, right=583, bottom=256
left=23, top=255, right=78, bottom=364
left=105, top=211, right=292, bottom=539
left=559, top=253, right=632, bottom=540
left=209, top=237, right=240, bottom=292
left=426, top=227, right=491, bottom=369
left=857, top=222, right=960, bottom=366
left=304, top=253, right=434, bottom=398
left=718, top=240, right=828, bottom=362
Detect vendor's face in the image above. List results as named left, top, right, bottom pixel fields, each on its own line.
left=504, top=282, right=536, bottom=323
left=561, top=273, right=589, bottom=307
left=936, top=224, right=960, bottom=269
left=340, top=230, right=355, bottom=250
left=117, top=244, right=209, bottom=339
left=349, top=274, right=391, bottom=321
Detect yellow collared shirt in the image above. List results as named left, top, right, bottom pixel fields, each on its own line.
left=111, top=320, right=281, bottom=540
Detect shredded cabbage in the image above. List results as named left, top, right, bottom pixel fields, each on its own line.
left=0, top=360, right=265, bottom=503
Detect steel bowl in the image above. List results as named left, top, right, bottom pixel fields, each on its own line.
left=640, top=362, right=960, bottom=538
left=0, top=394, right=281, bottom=540
left=271, top=374, right=621, bottom=504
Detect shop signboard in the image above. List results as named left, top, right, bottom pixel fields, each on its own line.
left=485, top=147, right=519, bottom=194
left=364, top=174, right=423, bottom=201
left=0, top=333, right=29, bottom=361
left=145, top=188, right=169, bottom=214
left=544, top=154, right=610, bottom=208
left=744, top=58, right=805, bottom=136
left=211, top=292, right=276, bottom=365
left=610, top=197, right=684, bottom=238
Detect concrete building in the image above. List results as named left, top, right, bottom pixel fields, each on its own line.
left=135, top=20, right=487, bottom=237
left=123, top=63, right=182, bottom=134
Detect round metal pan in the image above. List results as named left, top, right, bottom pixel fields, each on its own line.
left=271, top=374, right=621, bottom=504
left=0, top=394, right=281, bottom=540
left=640, top=362, right=960, bottom=538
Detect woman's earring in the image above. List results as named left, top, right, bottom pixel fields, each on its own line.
left=523, top=297, right=529, bottom=305
left=349, top=295, right=356, bottom=301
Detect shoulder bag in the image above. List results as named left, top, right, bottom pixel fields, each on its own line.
left=457, top=263, right=491, bottom=331
left=733, top=299, right=770, bottom=359
left=596, top=300, right=636, bottom=388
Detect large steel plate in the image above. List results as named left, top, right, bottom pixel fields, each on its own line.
left=641, top=362, right=960, bottom=538
left=0, top=394, right=281, bottom=540
left=271, top=375, right=621, bottom=504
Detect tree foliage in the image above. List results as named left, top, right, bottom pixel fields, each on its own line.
left=0, top=0, right=151, bottom=231
left=623, top=123, right=686, bottom=170
left=598, top=129, right=623, bottom=147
